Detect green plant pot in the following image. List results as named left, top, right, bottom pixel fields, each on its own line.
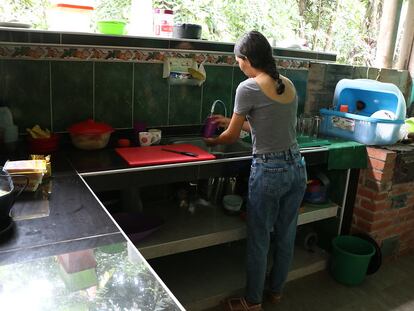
left=97, top=20, right=126, bottom=35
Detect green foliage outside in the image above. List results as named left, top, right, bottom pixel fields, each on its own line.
left=1, top=0, right=388, bottom=66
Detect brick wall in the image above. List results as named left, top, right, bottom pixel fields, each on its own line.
left=352, top=147, right=414, bottom=258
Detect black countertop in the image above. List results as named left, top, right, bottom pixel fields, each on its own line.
left=0, top=136, right=334, bottom=310
left=0, top=149, right=184, bottom=310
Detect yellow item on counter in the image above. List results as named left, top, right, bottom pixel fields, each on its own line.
left=4, top=159, right=48, bottom=192
left=26, top=125, right=51, bottom=139
left=30, top=155, right=52, bottom=177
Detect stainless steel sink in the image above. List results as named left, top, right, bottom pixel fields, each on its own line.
left=165, top=136, right=252, bottom=157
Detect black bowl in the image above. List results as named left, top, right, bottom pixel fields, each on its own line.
left=173, top=24, right=202, bottom=39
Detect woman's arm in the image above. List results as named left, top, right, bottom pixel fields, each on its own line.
left=205, top=113, right=246, bottom=145
left=212, top=114, right=250, bottom=132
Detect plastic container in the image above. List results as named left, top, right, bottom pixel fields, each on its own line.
left=97, top=20, right=126, bottom=35
left=319, top=110, right=404, bottom=145
left=203, top=116, right=218, bottom=138
left=222, top=194, right=243, bottom=215
left=27, top=133, right=60, bottom=154
left=153, top=8, right=173, bottom=37
left=67, top=119, right=114, bottom=150
left=112, top=212, right=164, bottom=243
left=48, top=3, right=94, bottom=32
left=330, top=235, right=375, bottom=286
left=320, top=79, right=406, bottom=145
left=173, top=23, right=202, bottom=39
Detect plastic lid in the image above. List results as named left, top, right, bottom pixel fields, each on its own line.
left=68, top=119, right=113, bottom=134
left=55, top=3, right=94, bottom=10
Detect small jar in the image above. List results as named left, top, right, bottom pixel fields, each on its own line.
left=153, top=8, right=174, bottom=37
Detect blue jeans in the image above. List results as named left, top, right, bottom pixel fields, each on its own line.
left=246, top=144, right=307, bottom=304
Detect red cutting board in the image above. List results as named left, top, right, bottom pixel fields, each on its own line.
left=116, top=144, right=216, bottom=167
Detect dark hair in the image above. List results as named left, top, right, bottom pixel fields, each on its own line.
left=234, top=31, right=285, bottom=94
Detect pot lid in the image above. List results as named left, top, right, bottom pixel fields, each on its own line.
left=68, top=119, right=114, bottom=134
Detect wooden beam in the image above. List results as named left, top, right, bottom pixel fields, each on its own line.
left=396, top=0, right=414, bottom=70
left=374, top=0, right=403, bottom=68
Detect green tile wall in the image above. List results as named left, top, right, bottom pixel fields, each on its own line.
left=0, top=60, right=51, bottom=131
left=169, top=84, right=202, bottom=125
left=51, top=61, right=93, bottom=132
left=285, top=69, right=309, bottom=115
left=201, top=66, right=234, bottom=120
left=133, top=63, right=168, bottom=127
left=95, top=62, right=133, bottom=128
left=0, top=59, right=312, bottom=132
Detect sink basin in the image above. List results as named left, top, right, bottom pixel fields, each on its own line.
left=165, top=136, right=252, bottom=157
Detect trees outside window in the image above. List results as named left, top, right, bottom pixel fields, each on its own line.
left=1, top=0, right=389, bottom=66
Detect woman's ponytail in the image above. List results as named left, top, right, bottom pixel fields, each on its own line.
left=264, top=62, right=285, bottom=95
left=276, top=78, right=285, bottom=95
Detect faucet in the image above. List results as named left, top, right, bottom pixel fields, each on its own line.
left=210, top=100, right=227, bottom=118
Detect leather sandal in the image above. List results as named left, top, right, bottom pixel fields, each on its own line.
left=223, top=297, right=262, bottom=311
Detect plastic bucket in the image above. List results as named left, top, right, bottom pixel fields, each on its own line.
left=330, top=235, right=375, bottom=286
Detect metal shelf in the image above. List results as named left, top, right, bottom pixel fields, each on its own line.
left=150, top=240, right=328, bottom=310
left=135, top=201, right=339, bottom=259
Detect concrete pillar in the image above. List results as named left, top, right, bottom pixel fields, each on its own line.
left=374, top=0, right=403, bottom=68
left=396, top=0, right=414, bottom=70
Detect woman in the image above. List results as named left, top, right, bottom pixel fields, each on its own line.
left=205, top=31, right=307, bottom=310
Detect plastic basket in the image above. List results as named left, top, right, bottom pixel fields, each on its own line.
left=320, top=109, right=404, bottom=145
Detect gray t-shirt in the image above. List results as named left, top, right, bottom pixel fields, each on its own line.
left=234, top=78, right=298, bottom=154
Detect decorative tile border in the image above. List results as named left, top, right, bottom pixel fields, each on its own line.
left=0, top=44, right=309, bottom=69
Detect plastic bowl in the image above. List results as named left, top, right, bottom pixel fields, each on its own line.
left=69, top=132, right=111, bottom=150
left=97, top=20, right=126, bottom=35
left=223, top=194, right=243, bottom=214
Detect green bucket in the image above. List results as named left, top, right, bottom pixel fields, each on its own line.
left=330, top=235, right=375, bottom=286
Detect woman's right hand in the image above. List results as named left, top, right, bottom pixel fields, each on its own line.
left=211, top=114, right=230, bottom=129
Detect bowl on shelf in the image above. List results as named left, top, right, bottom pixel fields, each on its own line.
left=97, top=20, right=127, bottom=35
left=222, top=194, right=243, bottom=215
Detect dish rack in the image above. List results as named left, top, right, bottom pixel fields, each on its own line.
left=319, top=79, right=406, bottom=145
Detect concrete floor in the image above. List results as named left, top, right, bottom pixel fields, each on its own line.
left=209, top=251, right=414, bottom=311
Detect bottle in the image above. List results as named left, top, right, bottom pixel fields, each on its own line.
left=202, top=116, right=217, bottom=138
left=153, top=8, right=174, bottom=37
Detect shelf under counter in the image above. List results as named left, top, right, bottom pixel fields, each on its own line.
left=150, top=240, right=328, bottom=310
left=134, top=201, right=339, bottom=259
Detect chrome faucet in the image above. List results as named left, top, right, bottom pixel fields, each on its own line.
left=210, top=99, right=227, bottom=118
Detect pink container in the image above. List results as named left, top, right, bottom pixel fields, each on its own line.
left=203, top=116, right=218, bottom=138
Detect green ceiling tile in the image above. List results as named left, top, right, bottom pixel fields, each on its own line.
left=95, top=62, right=133, bottom=128
left=201, top=65, right=233, bottom=120
left=169, top=84, right=202, bottom=125
left=134, top=63, right=168, bottom=127
left=1, top=60, right=51, bottom=132
left=51, top=61, right=93, bottom=132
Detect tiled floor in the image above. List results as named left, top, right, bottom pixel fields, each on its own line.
left=210, top=251, right=414, bottom=311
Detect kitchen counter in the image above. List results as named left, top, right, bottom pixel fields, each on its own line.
left=0, top=151, right=184, bottom=310
left=0, top=137, right=365, bottom=310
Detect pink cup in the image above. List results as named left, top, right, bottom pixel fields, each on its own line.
left=203, top=116, right=217, bottom=138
